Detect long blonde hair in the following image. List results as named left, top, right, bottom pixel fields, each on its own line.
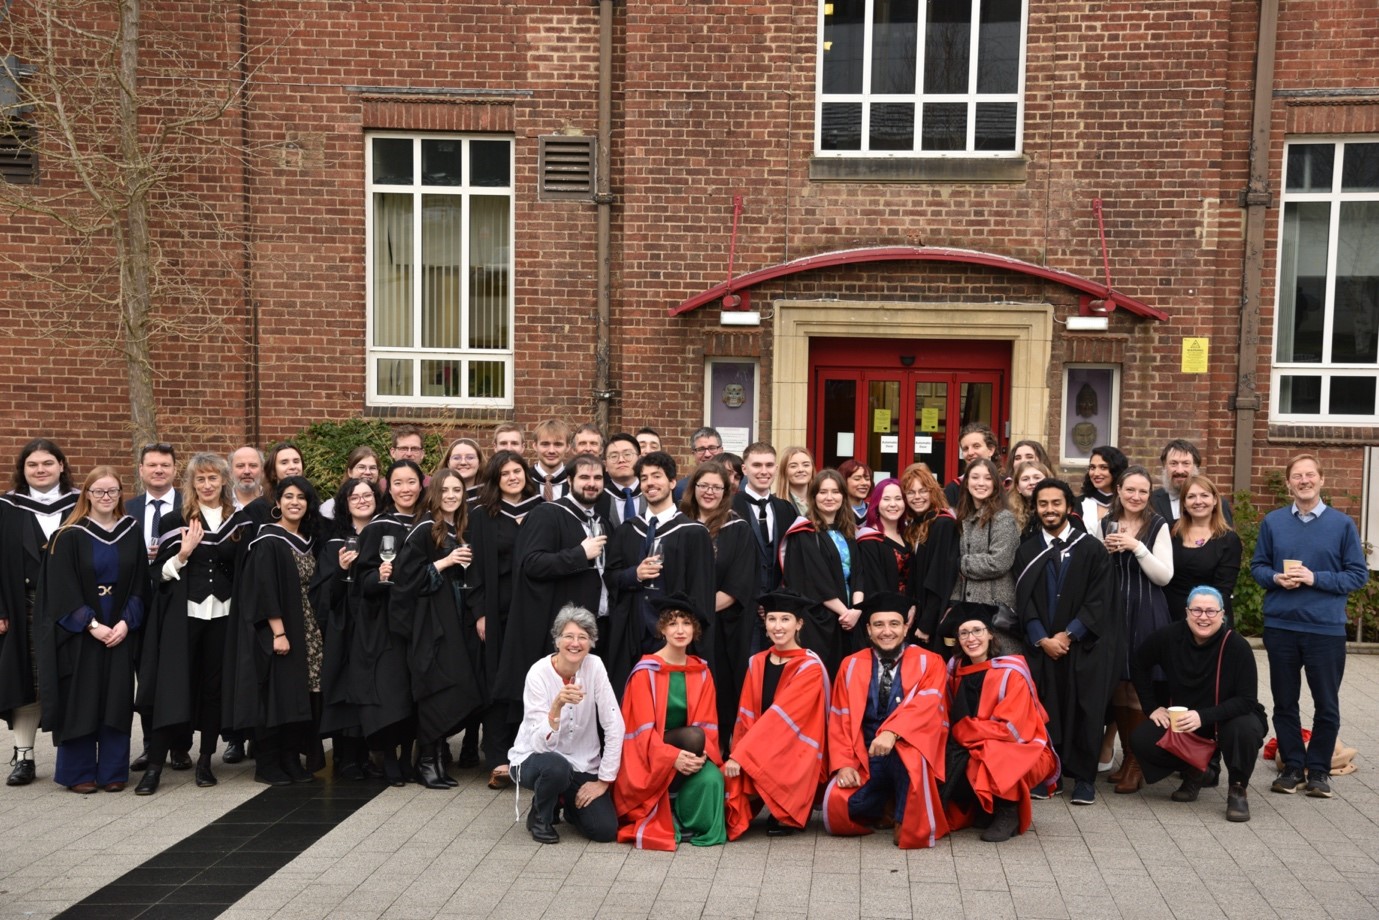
left=774, top=446, right=814, bottom=501
left=1007, top=460, right=1053, bottom=533
left=56, top=466, right=124, bottom=543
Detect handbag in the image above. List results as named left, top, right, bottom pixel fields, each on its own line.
left=1154, top=629, right=1231, bottom=773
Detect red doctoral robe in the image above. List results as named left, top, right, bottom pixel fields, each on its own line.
left=944, top=655, right=1058, bottom=837
left=822, top=644, right=951, bottom=848
left=613, top=654, right=722, bottom=851
left=724, top=647, right=829, bottom=839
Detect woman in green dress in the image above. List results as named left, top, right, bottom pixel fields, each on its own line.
left=613, top=593, right=727, bottom=850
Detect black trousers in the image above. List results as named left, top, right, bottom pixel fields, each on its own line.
left=513, top=752, right=617, bottom=842
left=149, top=616, right=226, bottom=762
left=1130, top=713, right=1266, bottom=787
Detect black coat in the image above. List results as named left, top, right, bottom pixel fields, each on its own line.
left=36, top=516, right=148, bottom=743
left=309, top=534, right=360, bottom=736
left=780, top=519, right=864, bottom=677
left=706, top=515, right=758, bottom=747
left=468, top=497, right=541, bottom=703
left=908, top=511, right=960, bottom=651
left=350, top=512, right=417, bottom=736
left=730, top=490, right=799, bottom=599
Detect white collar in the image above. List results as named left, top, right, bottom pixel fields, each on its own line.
left=1043, top=522, right=1074, bottom=546
left=30, top=485, right=64, bottom=505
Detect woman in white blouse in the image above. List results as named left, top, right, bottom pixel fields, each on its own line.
left=509, top=604, right=624, bottom=844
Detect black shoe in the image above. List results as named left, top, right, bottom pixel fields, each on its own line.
left=222, top=741, right=245, bottom=764
left=438, top=744, right=458, bottom=787
left=194, top=755, right=217, bottom=787
left=6, top=750, right=35, bottom=787
left=1305, top=774, right=1333, bottom=798
left=130, top=747, right=150, bottom=772
left=415, top=750, right=450, bottom=790
left=282, top=754, right=315, bottom=784
left=980, top=801, right=1020, bottom=843
left=1227, top=783, right=1251, bottom=822
left=303, top=744, right=326, bottom=776
left=526, top=807, right=560, bottom=844
left=458, top=745, right=481, bottom=769
left=254, top=765, right=292, bottom=787
left=1200, top=764, right=1220, bottom=788
left=765, top=817, right=798, bottom=837
left=169, top=750, right=192, bottom=771
left=1171, top=769, right=1205, bottom=802
left=1271, top=767, right=1306, bottom=794
left=134, top=768, right=162, bottom=796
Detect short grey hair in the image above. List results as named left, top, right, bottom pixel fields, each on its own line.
left=551, top=604, right=598, bottom=648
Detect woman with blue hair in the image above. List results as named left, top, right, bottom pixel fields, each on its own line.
left=1128, top=585, right=1266, bottom=822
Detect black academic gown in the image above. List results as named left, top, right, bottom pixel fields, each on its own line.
left=137, top=508, right=252, bottom=731
left=229, top=525, right=315, bottom=732
left=496, top=497, right=608, bottom=706
left=706, top=515, right=759, bottom=749
left=36, top=516, right=147, bottom=744
left=1013, top=529, right=1120, bottom=781
left=780, top=519, right=863, bottom=676
left=604, top=511, right=716, bottom=694
left=730, top=491, right=798, bottom=601
left=0, top=491, right=78, bottom=721
left=309, top=534, right=362, bottom=737
left=351, top=512, right=416, bottom=737
left=908, top=511, right=960, bottom=654
left=468, top=496, right=541, bottom=717
left=391, top=520, right=485, bottom=745
left=857, top=529, right=912, bottom=597
left=595, top=482, right=643, bottom=531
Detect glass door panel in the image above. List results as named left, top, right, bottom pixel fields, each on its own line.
left=911, top=379, right=949, bottom=483
left=819, top=376, right=860, bottom=470
left=867, top=378, right=901, bottom=478
left=958, top=380, right=995, bottom=430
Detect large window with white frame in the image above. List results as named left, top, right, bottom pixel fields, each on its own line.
left=366, top=134, right=514, bottom=407
left=1273, top=139, right=1379, bottom=422
left=816, top=0, right=1026, bottom=156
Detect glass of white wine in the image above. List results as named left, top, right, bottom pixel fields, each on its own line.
left=379, top=534, right=397, bottom=585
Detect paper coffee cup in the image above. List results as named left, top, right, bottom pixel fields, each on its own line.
left=1168, top=706, right=1189, bottom=732
left=1283, top=559, right=1302, bottom=573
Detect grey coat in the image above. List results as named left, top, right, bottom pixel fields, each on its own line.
left=951, top=508, right=1019, bottom=609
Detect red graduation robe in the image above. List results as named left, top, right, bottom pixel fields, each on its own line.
left=944, top=655, right=1058, bottom=837
left=614, top=654, right=722, bottom=851
left=724, top=648, right=829, bottom=839
left=822, top=644, right=951, bottom=848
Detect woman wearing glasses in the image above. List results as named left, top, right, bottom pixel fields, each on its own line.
left=36, top=468, right=148, bottom=793
left=1128, top=586, right=1264, bottom=822
left=439, top=438, right=485, bottom=503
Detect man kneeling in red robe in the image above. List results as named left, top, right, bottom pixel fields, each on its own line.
left=822, top=592, right=951, bottom=848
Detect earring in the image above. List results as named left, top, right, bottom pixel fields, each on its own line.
left=270, top=507, right=283, bottom=520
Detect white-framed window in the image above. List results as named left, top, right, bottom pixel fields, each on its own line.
left=816, top=0, right=1027, bottom=156
left=366, top=134, right=514, bottom=408
left=1273, top=139, right=1379, bottom=423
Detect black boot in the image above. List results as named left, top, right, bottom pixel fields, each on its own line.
left=981, top=799, right=1021, bottom=842
left=222, top=740, right=245, bottom=764
left=1226, top=783, right=1251, bottom=822
left=1171, top=768, right=1205, bottom=802
left=437, top=742, right=458, bottom=787
left=380, top=747, right=405, bottom=787
left=135, top=768, right=163, bottom=796
left=526, top=806, right=559, bottom=844
left=282, top=751, right=314, bottom=784
left=194, top=753, right=217, bottom=787
left=333, top=739, right=366, bottom=781
left=252, top=734, right=291, bottom=786
left=415, top=745, right=450, bottom=790
left=6, top=748, right=35, bottom=787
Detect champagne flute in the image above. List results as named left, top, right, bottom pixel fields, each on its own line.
left=379, top=534, right=397, bottom=585
left=590, top=518, right=604, bottom=567
left=342, top=535, right=359, bottom=584
left=648, top=536, right=664, bottom=588
left=147, top=534, right=160, bottom=563
left=458, top=540, right=471, bottom=588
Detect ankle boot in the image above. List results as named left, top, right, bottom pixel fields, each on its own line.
left=135, top=767, right=162, bottom=796
left=415, top=745, right=450, bottom=790
left=1107, top=708, right=1130, bottom=784
left=253, top=736, right=291, bottom=786
left=1114, top=710, right=1146, bottom=794
left=282, top=751, right=314, bottom=784
left=980, top=799, right=1021, bottom=842
left=195, top=753, right=217, bottom=787
left=437, top=742, right=458, bottom=787
left=381, top=747, right=405, bottom=787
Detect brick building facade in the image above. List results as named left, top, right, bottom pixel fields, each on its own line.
left=1, top=1, right=1375, bottom=535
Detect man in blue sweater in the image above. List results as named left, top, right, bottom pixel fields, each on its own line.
left=1251, top=453, right=1369, bottom=799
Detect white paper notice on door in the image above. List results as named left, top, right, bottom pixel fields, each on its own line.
left=836, top=432, right=855, bottom=456
left=914, top=436, right=933, bottom=453
left=880, top=435, right=898, bottom=453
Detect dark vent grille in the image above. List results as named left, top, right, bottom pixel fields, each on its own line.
left=0, top=121, right=37, bottom=185
left=538, top=135, right=594, bottom=201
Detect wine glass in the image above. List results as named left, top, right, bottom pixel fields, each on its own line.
left=647, top=536, right=664, bottom=588
left=342, top=535, right=359, bottom=584
left=379, top=534, right=397, bottom=585
left=458, top=540, right=471, bottom=588
left=147, top=534, right=160, bottom=563
left=590, top=519, right=604, bottom=567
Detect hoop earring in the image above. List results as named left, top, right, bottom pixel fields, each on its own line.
left=270, top=507, right=283, bottom=520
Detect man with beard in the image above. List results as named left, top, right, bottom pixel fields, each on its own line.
left=493, top=455, right=609, bottom=709
left=1150, top=439, right=1232, bottom=525
left=595, top=433, right=644, bottom=530
left=229, top=446, right=264, bottom=511
left=604, top=452, right=714, bottom=693
left=1013, top=478, right=1119, bottom=806
left=822, top=591, right=950, bottom=848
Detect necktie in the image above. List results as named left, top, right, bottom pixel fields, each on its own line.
left=622, top=487, right=636, bottom=525
left=752, top=497, right=770, bottom=544
left=878, top=657, right=897, bottom=710
left=1045, top=538, right=1066, bottom=614
left=643, top=513, right=659, bottom=557
left=542, top=475, right=553, bottom=503
left=148, top=498, right=163, bottom=543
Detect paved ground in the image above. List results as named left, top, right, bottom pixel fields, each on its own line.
left=2, top=649, right=1377, bottom=920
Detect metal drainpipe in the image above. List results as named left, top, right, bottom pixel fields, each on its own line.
left=239, top=0, right=259, bottom=447
left=1232, top=0, right=1280, bottom=494
left=593, top=0, right=614, bottom=432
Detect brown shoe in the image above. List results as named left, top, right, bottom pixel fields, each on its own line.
left=488, top=766, right=513, bottom=790
left=104, top=781, right=127, bottom=793
left=69, top=782, right=99, bottom=794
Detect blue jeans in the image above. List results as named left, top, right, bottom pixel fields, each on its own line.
left=1263, top=628, right=1346, bottom=776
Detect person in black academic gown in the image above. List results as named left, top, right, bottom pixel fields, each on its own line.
left=241, top=441, right=305, bottom=527
left=898, top=465, right=959, bottom=656
left=0, top=438, right=79, bottom=786
left=391, top=469, right=486, bottom=789
left=467, top=450, right=541, bottom=788
left=604, top=452, right=715, bottom=696
left=135, top=453, right=253, bottom=794
left=229, top=477, right=321, bottom=786
left=36, top=466, right=148, bottom=793
left=352, top=460, right=426, bottom=786
left=495, top=454, right=609, bottom=713
left=680, top=461, right=757, bottom=752
left=856, top=478, right=912, bottom=601
left=1013, top=478, right=1120, bottom=803
left=780, top=470, right=866, bottom=677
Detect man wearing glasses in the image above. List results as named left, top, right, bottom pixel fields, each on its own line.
left=672, top=426, right=723, bottom=503
left=595, top=433, right=644, bottom=529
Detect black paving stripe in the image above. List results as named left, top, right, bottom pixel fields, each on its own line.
left=56, top=776, right=385, bottom=919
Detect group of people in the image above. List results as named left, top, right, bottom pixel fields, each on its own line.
left=0, top=419, right=1366, bottom=851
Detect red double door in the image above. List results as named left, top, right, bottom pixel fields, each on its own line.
left=809, top=338, right=1010, bottom=485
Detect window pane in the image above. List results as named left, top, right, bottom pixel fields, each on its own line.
left=372, top=193, right=413, bottom=348
left=1341, top=142, right=1379, bottom=192
left=422, top=139, right=462, bottom=186
left=974, top=102, right=1016, bottom=150
left=1332, top=377, right=1377, bottom=415
left=471, top=141, right=511, bottom=187
left=1285, top=144, right=1333, bottom=192
left=1276, top=201, right=1329, bottom=363
left=977, top=0, right=1021, bottom=93
left=822, top=0, right=865, bottom=94
left=924, top=0, right=972, bottom=94
left=1278, top=375, right=1320, bottom=414
left=470, top=361, right=506, bottom=399
left=821, top=378, right=858, bottom=470
left=820, top=102, right=863, bottom=150
left=421, top=195, right=463, bottom=349
left=420, top=359, right=461, bottom=397
left=870, top=0, right=919, bottom=94
left=372, top=138, right=413, bottom=185
left=470, top=195, right=511, bottom=350
left=1331, top=200, right=1379, bottom=363
left=376, top=358, right=412, bottom=397
left=922, top=103, right=966, bottom=150
left=870, top=103, right=915, bottom=150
